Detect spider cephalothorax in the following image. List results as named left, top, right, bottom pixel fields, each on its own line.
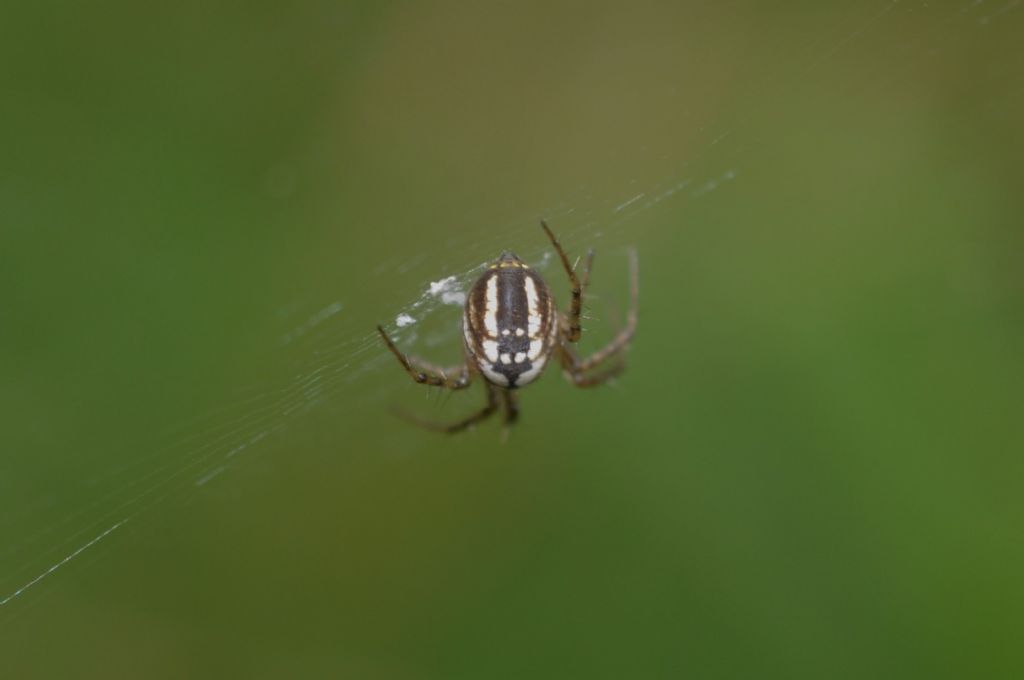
left=377, top=221, right=638, bottom=432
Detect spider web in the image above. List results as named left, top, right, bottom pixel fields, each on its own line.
left=1, top=0, right=1019, bottom=631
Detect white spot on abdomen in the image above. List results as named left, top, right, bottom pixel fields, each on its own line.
left=480, top=364, right=510, bottom=386
left=527, top=338, right=544, bottom=360
left=516, top=355, right=547, bottom=385
left=482, top=339, right=499, bottom=362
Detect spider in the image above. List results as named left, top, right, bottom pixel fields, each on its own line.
left=376, top=221, right=638, bottom=432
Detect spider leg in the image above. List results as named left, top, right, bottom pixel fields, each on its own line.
left=394, top=382, right=499, bottom=433
left=568, top=357, right=626, bottom=388
left=557, top=343, right=625, bottom=388
left=498, top=389, right=520, bottom=443
left=575, top=247, right=638, bottom=372
left=558, top=247, right=639, bottom=385
left=376, top=325, right=472, bottom=390
left=580, top=248, right=595, bottom=299
left=541, top=220, right=583, bottom=343
left=500, top=388, right=520, bottom=426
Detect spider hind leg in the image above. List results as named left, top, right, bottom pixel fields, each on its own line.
left=394, top=382, right=500, bottom=434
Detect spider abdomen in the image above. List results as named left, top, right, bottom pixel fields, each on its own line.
left=463, top=252, right=557, bottom=388
left=377, top=220, right=636, bottom=432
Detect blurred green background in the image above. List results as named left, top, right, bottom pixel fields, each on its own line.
left=3, top=1, right=1023, bottom=678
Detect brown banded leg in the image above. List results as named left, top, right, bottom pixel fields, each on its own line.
left=376, top=325, right=472, bottom=390
left=558, top=343, right=626, bottom=388
left=498, top=389, right=519, bottom=443
left=541, top=220, right=583, bottom=342
left=574, top=247, right=638, bottom=372
left=569, top=359, right=626, bottom=388
left=577, top=248, right=597, bottom=329
left=579, top=248, right=595, bottom=298
left=395, top=382, right=499, bottom=433
left=500, top=389, right=520, bottom=426
left=558, top=247, right=639, bottom=386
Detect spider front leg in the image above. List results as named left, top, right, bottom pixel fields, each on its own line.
left=541, top=220, right=585, bottom=343
left=558, top=247, right=639, bottom=386
left=376, top=325, right=472, bottom=390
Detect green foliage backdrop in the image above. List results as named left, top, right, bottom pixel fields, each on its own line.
left=2, top=2, right=1022, bottom=678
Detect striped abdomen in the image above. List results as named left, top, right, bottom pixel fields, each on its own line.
left=463, top=253, right=558, bottom=388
